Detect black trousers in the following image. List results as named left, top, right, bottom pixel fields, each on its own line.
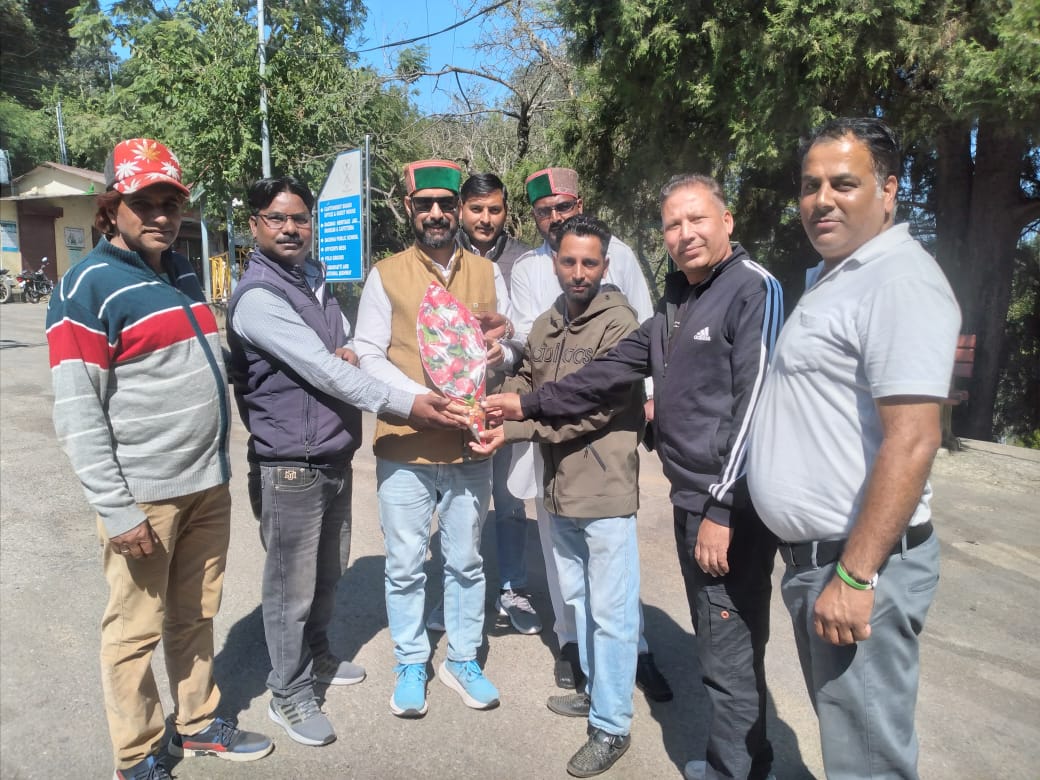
left=674, top=497, right=777, bottom=780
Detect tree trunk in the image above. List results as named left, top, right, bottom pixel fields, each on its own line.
left=933, top=123, right=973, bottom=305
left=959, top=122, right=1029, bottom=441
left=516, top=102, right=531, bottom=161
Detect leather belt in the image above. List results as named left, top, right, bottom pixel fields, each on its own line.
left=777, top=521, right=933, bottom=568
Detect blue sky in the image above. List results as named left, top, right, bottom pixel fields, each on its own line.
left=100, top=1, right=500, bottom=115
left=355, top=1, right=499, bottom=114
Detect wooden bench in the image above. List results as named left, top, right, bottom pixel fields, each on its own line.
left=941, top=333, right=976, bottom=450
left=947, top=334, right=976, bottom=405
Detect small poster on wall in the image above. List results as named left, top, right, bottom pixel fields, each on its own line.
left=1, top=220, right=17, bottom=253
left=64, top=227, right=85, bottom=248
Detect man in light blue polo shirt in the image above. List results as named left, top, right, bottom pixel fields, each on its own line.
left=748, top=117, right=960, bottom=779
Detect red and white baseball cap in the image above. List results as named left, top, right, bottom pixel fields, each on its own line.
left=104, top=138, right=190, bottom=196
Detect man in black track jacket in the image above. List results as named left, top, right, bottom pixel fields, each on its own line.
left=487, top=175, right=783, bottom=780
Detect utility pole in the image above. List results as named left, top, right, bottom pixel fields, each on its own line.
left=258, top=0, right=271, bottom=177
left=56, top=102, right=68, bottom=165
left=364, top=134, right=372, bottom=271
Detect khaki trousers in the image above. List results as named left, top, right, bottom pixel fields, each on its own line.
left=98, top=484, right=230, bottom=768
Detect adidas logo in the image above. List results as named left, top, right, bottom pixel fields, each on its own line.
left=692, top=326, right=711, bottom=342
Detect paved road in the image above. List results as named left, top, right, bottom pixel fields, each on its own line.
left=1, top=299, right=1037, bottom=779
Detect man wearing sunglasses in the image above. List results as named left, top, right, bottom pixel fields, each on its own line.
left=354, top=160, right=518, bottom=719
left=507, top=167, right=671, bottom=702
left=416, top=173, right=544, bottom=640
left=227, top=176, right=465, bottom=748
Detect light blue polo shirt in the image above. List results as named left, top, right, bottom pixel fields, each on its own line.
left=747, top=223, right=961, bottom=542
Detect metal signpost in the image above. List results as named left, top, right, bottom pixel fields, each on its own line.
left=317, top=147, right=366, bottom=283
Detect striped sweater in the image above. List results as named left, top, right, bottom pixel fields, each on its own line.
left=46, top=237, right=230, bottom=538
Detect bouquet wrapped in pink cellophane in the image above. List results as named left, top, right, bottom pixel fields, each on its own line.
left=416, top=282, right=487, bottom=439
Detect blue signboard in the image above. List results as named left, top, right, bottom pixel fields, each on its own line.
left=317, top=149, right=364, bottom=282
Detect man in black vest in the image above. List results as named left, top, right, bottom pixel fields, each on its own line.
left=227, top=177, right=461, bottom=748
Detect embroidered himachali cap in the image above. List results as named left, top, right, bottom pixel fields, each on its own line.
left=525, top=167, right=580, bottom=204
left=404, top=159, right=463, bottom=194
left=104, top=138, right=190, bottom=196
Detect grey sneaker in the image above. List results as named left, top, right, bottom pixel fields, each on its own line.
left=683, top=760, right=776, bottom=780
left=313, top=654, right=366, bottom=685
left=268, top=696, right=336, bottom=746
left=567, top=728, right=630, bottom=777
left=496, top=589, right=542, bottom=634
left=426, top=600, right=445, bottom=632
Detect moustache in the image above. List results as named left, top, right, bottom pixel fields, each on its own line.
left=423, top=218, right=451, bottom=229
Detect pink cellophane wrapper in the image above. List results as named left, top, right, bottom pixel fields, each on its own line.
left=416, top=283, right=488, bottom=435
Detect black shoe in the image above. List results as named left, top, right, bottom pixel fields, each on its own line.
left=547, top=692, right=591, bottom=718
left=114, top=755, right=172, bottom=780
left=566, top=728, right=631, bottom=777
left=636, top=652, right=673, bottom=702
left=555, top=642, right=587, bottom=691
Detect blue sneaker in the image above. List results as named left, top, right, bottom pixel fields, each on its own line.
left=439, top=659, right=500, bottom=710
left=391, top=663, right=429, bottom=718
left=168, top=716, right=273, bottom=761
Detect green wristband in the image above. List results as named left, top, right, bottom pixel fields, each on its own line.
left=836, top=560, right=875, bottom=590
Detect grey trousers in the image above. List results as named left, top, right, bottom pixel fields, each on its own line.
left=250, top=462, right=353, bottom=701
left=781, top=533, right=940, bottom=780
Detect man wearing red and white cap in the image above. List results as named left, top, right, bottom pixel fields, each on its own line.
left=47, top=139, right=272, bottom=780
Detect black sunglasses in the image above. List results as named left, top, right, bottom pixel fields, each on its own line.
left=411, top=196, right=459, bottom=214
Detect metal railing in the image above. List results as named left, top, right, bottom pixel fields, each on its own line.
left=208, top=247, right=250, bottom=302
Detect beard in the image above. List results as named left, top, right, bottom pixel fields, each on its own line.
left=547, top=223, right=565, bottom=252
left=564, top=279, right=601, bottom=310
left=414, top=217, right=458, bottom=249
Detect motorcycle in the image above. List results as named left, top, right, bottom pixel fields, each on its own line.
left=17, top=257, right=54, bottom=303
left=0, top=268, right=12, bottom=304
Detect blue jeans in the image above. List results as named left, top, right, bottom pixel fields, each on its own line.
left=376, top=458, right=492, bottom=664
left=782, top=533, right=939, bottom=779
left=250, top=463, right=353, bottom=701
left=550, top=511, right=640, bottom=737
left=492, top=446, right=529, bottom=591
left=536, top=502, right=650, bottom=653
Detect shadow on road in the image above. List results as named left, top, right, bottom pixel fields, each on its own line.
left=641, top=603, right=815, bottom=779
